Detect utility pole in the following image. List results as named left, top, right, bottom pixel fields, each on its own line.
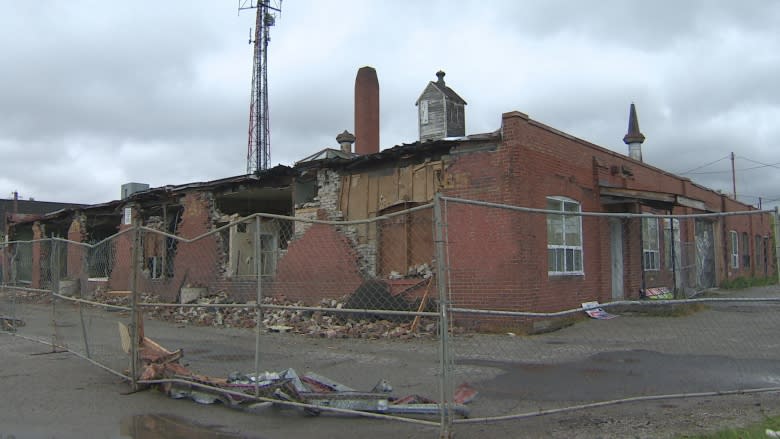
left=239, top=0, right=282, bottom=174
left=730, top=151, right=737, bottom=200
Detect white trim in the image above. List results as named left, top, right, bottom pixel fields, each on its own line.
left=546, top=196, right=584, bottom=275
left=642, top=217, right=660, bottom=271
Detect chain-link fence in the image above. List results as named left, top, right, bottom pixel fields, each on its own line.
left=3, top=196, right=780, bottom=437
left=439, top=195, right=780, bottom=437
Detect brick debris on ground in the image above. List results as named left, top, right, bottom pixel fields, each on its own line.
left=88, top=289, right=439, bottom=340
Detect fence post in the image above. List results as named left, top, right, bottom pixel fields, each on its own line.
left=433, top=193, right=453, bottom=438
left=78, top=242, right=91, bottom=359
left=49, top=239, right=59, bottom=351
left=9, top=244, right=17, bottom=333
left=129, top=224, right=141, bottom=391
left=253, top=215, right=264, bottom=396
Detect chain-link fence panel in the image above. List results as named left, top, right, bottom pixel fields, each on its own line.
left=0, top=241, right=17, bottom=333
left=438, top=196, right=780, bottom=436
left=1, top=240, right=51, bottom=341
left=127, top=212, right=445, bottom=433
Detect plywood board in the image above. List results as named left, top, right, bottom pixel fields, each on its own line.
left=412, top=166, right=428, bottom=202
left=398, top=165, right=412, bottom=202
left=378, top=172, right=399, bottom=210
left=367, top=177, right=379, bottom=242
left=348, top=173, right=369, bottom=220
left=340, top=175, right=351, bottom=214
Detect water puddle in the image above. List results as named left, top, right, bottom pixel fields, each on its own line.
left=120, top=414, right=266, bottom=438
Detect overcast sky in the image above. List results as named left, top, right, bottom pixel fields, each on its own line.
left=2, top=1, right=779, bottom=208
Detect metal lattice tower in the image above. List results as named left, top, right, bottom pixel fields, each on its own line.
left=240, top=0, right=281, bottom=174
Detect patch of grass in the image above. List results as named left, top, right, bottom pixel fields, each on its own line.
left=719, top=276, right=778, bottom=290
left=642, top=302, right=707, bottom=317
left=679, top=414, right=780, bottom=438
left=610, top=302, right=707, bottom=317
left=473, top=315, right=584, bottom=336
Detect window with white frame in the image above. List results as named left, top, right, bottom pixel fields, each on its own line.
left=730, top=230, right=739, bottom=269
left=546, top=197, right=583, bottom=275
left=642, top=217, right=660, bottom=271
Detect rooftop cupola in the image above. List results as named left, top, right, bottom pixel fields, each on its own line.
left=415, top=70, right=467, bottom=142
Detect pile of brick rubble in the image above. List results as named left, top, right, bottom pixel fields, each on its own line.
left=93, top=290, right=438, bottom=339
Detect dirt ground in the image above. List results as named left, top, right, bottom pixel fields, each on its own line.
left=3, top=286, right=780, bottom=438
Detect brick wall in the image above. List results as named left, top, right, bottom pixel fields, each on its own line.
left=270, top=212, right=364, bottom=304
left=438, top=111, right=775, bottom=315
left=66, top=214, right=86, bottom=280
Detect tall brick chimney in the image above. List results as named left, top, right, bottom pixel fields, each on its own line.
left=354, top=66, right=379, bottom=155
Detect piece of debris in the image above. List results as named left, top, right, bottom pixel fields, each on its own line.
left=644, top=287, right=673, bottom=300
left=122, top=328, right=474, bottom=418
left=453, top=383, right=478, bottom=405
left=268, top=325, right=292, bottom=333
left=582, top=301, right=617, bottom=320
left=0, top=315, right=25, bottom=332
left=119, top=291, right=438, bottom=340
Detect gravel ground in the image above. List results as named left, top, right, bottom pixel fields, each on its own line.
left=3, top=285, right=780, bottom=438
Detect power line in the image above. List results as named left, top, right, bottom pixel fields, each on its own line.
left=735, top=155, right=780, bottom=171
left=677, top=154, right=730, bottom=175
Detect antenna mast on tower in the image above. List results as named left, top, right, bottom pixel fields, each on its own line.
left=239, top=0, right=282, bottom=174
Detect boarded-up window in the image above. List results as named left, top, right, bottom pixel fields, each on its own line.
left=420, top=100, right=429, bottom=124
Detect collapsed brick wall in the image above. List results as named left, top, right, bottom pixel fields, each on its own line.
left=163, top=192, right=220, bottom=301
left=66, top=213, right=88, bottom=294
left=269, top=216, right=364, bottom=304
left=294, top=168, right=378, bottom=278
left=31, top=222, right=43, bottom=289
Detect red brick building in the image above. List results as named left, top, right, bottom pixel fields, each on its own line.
left=5, top=71, right=775, bottom=315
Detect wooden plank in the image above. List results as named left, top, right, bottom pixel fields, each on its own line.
left=349, top=174, right=369, bottom=220
left=426, top=164, right=435, bottom=200
left=398, top=165, right=412, bottom=202
left=368, top=176, right=379, bottom=243
left=600, top=187, right=675, bottom=203
left=340, top=174, right=351, bottom=215
left=378, top=172, right=399, bottom=210
left=412, top=166, right=428, bottom=202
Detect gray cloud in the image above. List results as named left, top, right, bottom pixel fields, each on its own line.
left=1, top=0, right=779, bottom=208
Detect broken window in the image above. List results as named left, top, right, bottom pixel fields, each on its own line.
left=140, top=206, right=182, bottom=280
left=227, top=219, right=280, bottom=279
left=742, top=232, right=750, bottom=269
left=420, top=100, right=429, bottom=124
left=546, top=197, right=583, bottom=275
left=642, top=217, right=660, bottom=271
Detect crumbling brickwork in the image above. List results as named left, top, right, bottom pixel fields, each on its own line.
left=66, top=213, right=87, bottom=291
left=270, top=219, right=363, bottom=304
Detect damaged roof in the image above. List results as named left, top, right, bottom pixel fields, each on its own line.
left=296, top=148, right=357, bottom=165
left=122, top=165, right=296, bottom=202
left=295, top=131, right=500, bottom=172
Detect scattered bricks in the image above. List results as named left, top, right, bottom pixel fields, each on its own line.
left=88, top=290, right=439, bottom=339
